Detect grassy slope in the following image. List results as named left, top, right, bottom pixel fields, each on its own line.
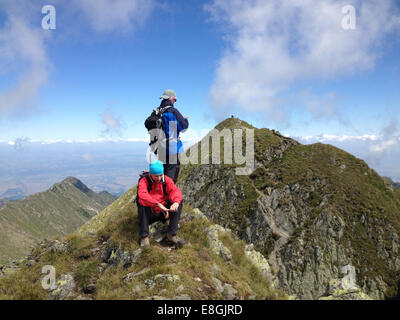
left=179, top=118, right=400, bottom=297
left=0, top=192, right=286, bottom=300
left=261, top=143, right=400, bottom=295
left=0, top=178, right=112, bottom=264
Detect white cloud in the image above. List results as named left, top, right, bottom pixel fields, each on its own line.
left=298, top=134, right=379, bottom=143
left=295, top=132, right=400, bottom=180
left=0, top=138, right=148, bottom=145
left=206, top=0, right=400, bottom=119
left=72, top=0, right=156, bottom=33
left=0, top=14, right=50, bottom=116
left=369, top=138, right=399, bottom=153
left=0, top=0, right=157, bottom=118
left=369, top=118, right=400, bottom=154
left=101, top=110, right=125, bottom=137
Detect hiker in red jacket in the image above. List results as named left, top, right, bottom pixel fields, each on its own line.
left=137, top=160, right=185, bottom=248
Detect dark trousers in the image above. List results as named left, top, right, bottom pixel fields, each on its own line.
left=164, top=162, right=180, bottom=184
left=138, top=202, right=183, bottom=239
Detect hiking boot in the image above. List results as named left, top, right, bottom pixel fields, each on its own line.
left=167, top=235, right=185, bottom=248
left=140, top=237, right=150, bottom=248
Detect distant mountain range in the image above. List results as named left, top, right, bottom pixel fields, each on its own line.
left=0, top=177, right=117, bottom=264
left=0, top=188, right=25, bottom=201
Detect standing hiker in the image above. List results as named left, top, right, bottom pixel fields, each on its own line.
left=137, top=160, right=185, bottom=248
left=156, top=89, right=189, bottom=183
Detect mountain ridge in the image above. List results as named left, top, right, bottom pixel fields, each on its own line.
left=0, top=117, right=397, bottom=300
left=0, top=177, right=116, bottom=264
left=178, top=117, right=400, bottom=299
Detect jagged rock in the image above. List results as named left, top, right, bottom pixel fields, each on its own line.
left=101, top=243, right=117, bottom=263
left=205, top=225, right=232, bottom=263
left=101, top=242, right=141, bottom=269
left=107, top=248, right=120, bottom=266
left=319, top=279, right=372, bottom=300
left=244, top=244, right=271, bottom=280
left=49, top=273, right=75, bottom=300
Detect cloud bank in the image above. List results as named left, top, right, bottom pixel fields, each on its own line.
left=206, top=0, right=400, bottom=120
left=101, top=110, right=126, bottom=137
left=295, top=128, right=400, bottom=180
left=0, top=14, right=50, bottom=117
left=72, top=0, right=156, bottom=33
left=0, top=0, right=157, bottom=118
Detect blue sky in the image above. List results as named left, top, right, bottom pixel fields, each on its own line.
left=1, top=0, right=400, bottom=182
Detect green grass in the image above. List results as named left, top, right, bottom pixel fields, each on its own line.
left=74, top=259, right=100, bottom=288
left=263, top=142, right=400, bottom=297
left=180, top=119, right=400, bottom=299
left=0, top=203, right=283, bottom=300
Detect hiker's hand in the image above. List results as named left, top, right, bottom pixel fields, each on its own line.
left=158, top=203, right=169, bottom=213
left=164, top=211, right=169, bottom=220
left=170, top=202, right=179, bottom=212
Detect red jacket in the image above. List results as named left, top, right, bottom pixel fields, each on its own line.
left=138, top=174, right=183, bottom=213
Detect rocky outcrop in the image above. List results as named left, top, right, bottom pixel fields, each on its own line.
left=179, top=165, right=246, bottom=228
left=48, top=273, right=76, bottom=300
left=318, top=278, right=372, bottom=300
left=179, top=118, right=400, bottom=300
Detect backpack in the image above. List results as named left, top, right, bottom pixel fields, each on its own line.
left=135, top=171, right=167, bottom=206
left=144, top=106, right=172, bottom=151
